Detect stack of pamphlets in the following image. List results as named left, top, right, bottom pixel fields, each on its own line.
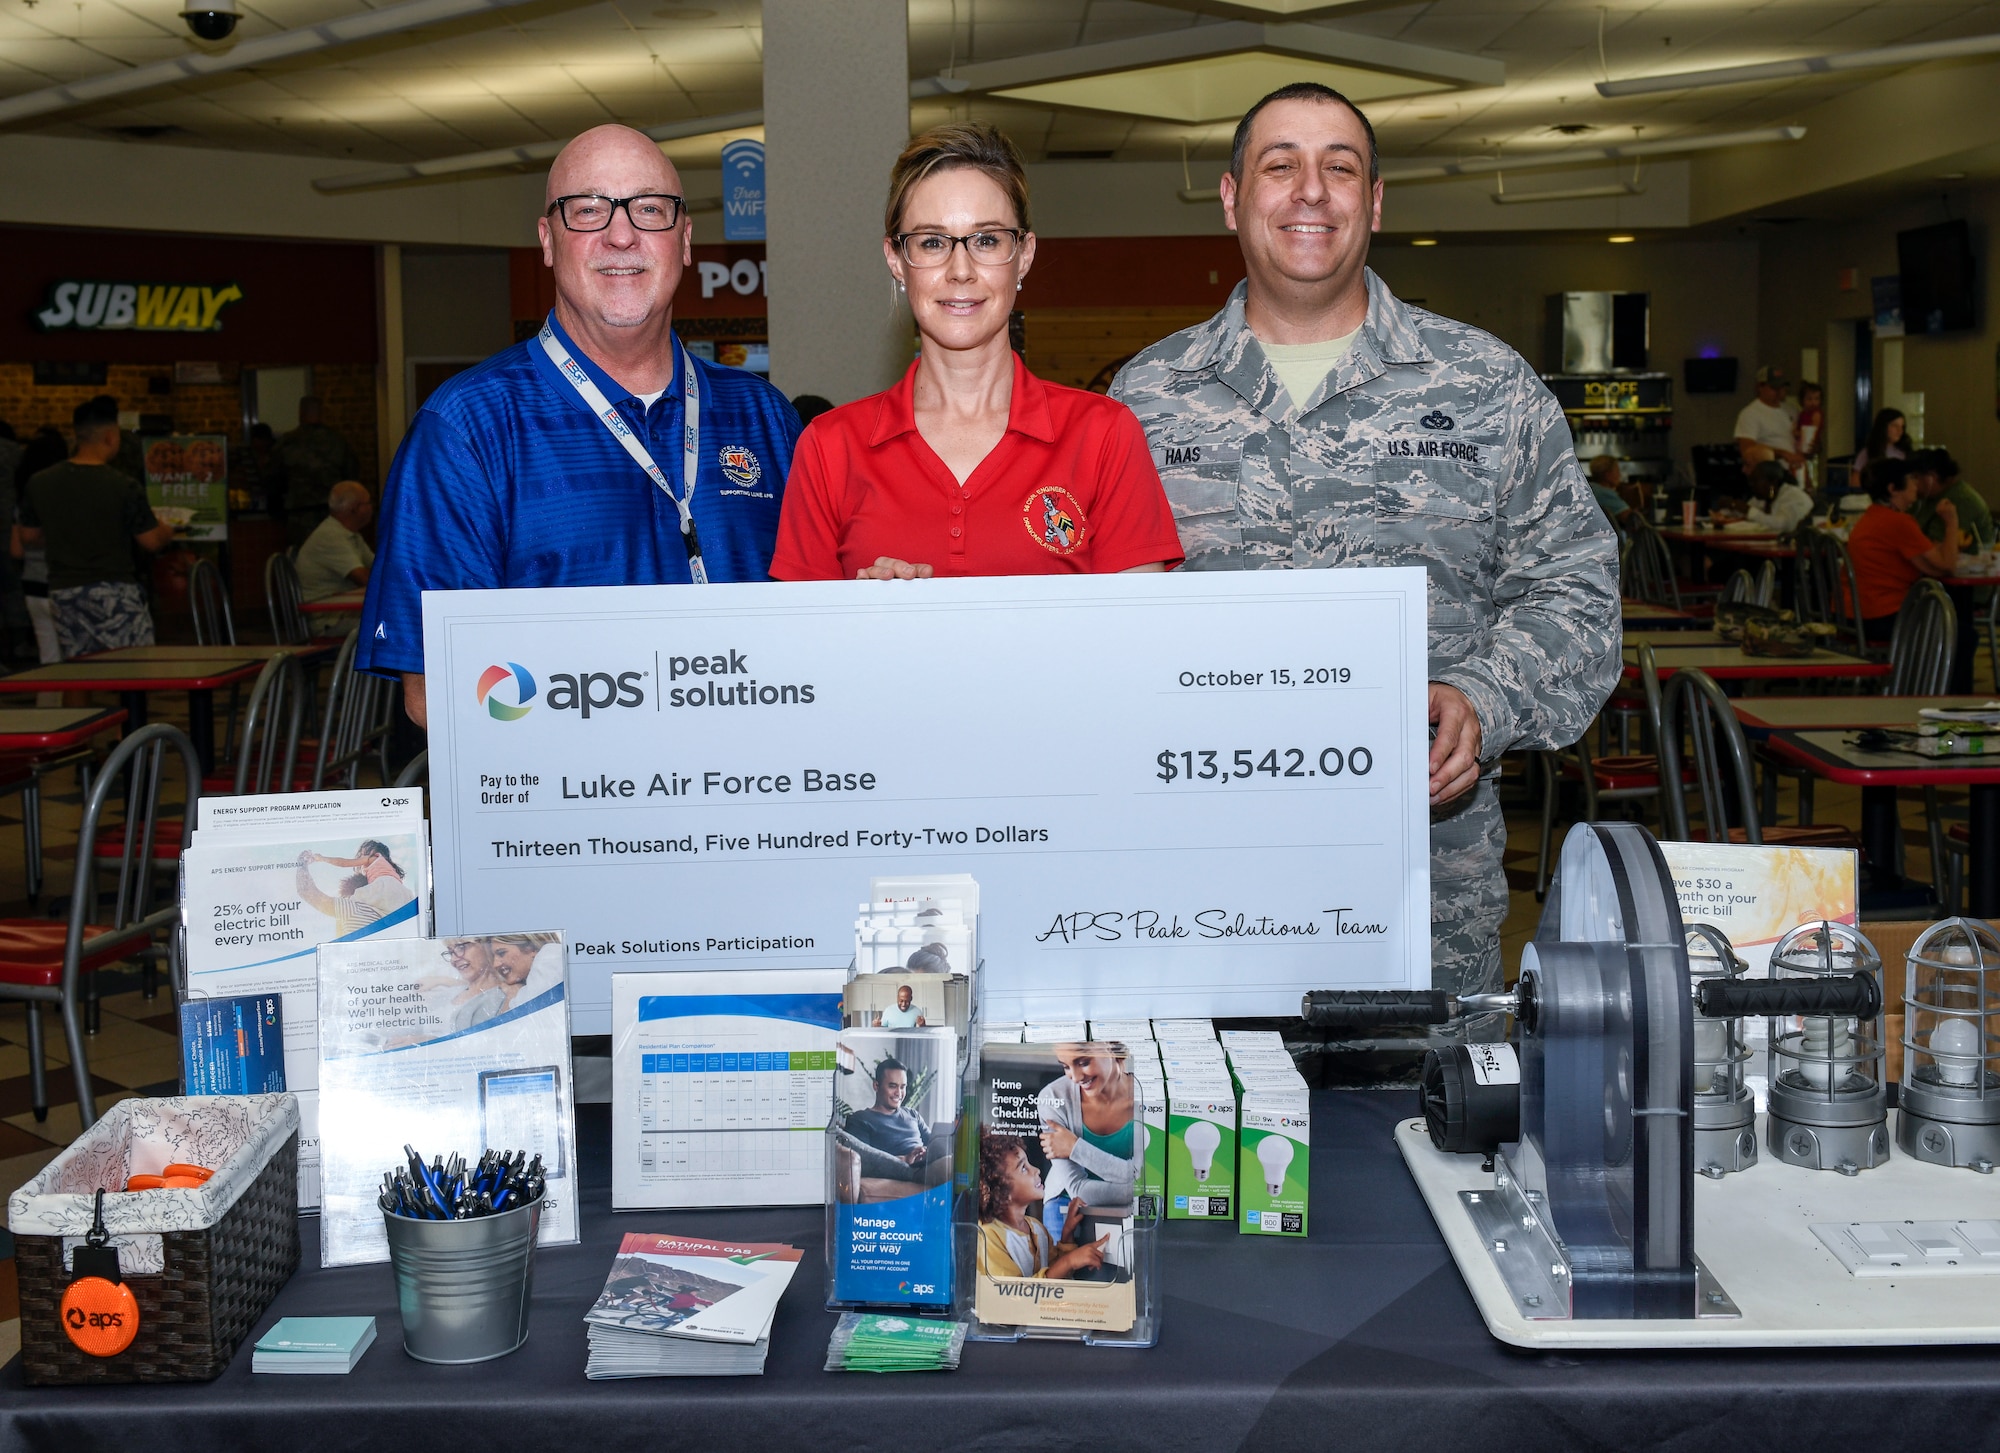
left=584, top=1233, right=802, bottom=1377
left=179, top=787, right=430, bottom=1208
left=824, top=1313, right=966, bottom=1373
left=251, top=1317, right=377, bottom=1373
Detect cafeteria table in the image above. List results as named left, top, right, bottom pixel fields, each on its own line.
left=1762, top=728, right=2000, bottom=915
left=8, top=1093, right=1997, bottom=1453
left=0, top=659, right=263, bottom=772
left=1619, top=598, right=1701, bottom=627
left=301, top=590, right=366, bottom=614
left=1619, top=644, right=1889, bottom=683
left=0, top=705, right=127, bottom=754
left=77, top=643, right=339, bottom=664
left=1732, top=696, right=2000, bottom=735
left=1623, top=629, right=1726, bottom=649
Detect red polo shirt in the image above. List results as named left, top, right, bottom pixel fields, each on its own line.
left=770, top=355, right=1183, bottom=580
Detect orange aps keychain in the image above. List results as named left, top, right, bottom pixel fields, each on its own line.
left=60, top=1189, right=139, bottom=1359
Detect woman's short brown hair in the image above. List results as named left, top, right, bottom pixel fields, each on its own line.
left=885, top=122, right=1031, bottom=237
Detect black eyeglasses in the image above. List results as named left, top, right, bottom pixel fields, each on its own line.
left=548, top=193, right=685, bottom=232
left=893, top=229, right=1024, bottom=267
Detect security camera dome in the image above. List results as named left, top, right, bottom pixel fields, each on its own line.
left=181, top=0, right=238, bottom=40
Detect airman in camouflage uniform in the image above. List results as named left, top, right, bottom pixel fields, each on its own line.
left=1111, top=88, right=1620, bottom=1012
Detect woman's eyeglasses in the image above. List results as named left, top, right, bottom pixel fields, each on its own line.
left=893, top=229, right=1024, bottom=267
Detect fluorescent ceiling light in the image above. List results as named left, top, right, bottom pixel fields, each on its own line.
left=1491, top=181, right=1643, bottom=205
left=996, top=51, right=1449, bottom=123
left=1410, top=238, right=1439, bottom=246
left=1381, top=125, right=1804, bottom=182
left=1596, top=31, right=2000, bottom=98
left=1608, top=235, right=1636, bottom=243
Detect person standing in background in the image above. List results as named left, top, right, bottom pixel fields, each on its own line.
left=1851, top=407, right=1907, bottom=478
left=1733, top=366, right=1804, bottom=473
left=276, top=396, right=362, bottom=547
left=16, top=397, right=175, bottom=657
left=1793, top=382, right=1824, bottom=492
left=9, top=426, right=68, bottom=666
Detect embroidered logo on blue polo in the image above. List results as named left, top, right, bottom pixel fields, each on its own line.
left=1420, top=409, right=1455, bottom=431
left=718, top=445, right=762, bottom=487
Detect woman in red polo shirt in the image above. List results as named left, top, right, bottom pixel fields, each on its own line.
left=770, top=123, right=1183, bottom=581
left=1846, top=456, right=1958, bottom=642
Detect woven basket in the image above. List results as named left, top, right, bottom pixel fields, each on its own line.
left=15, top=1124, right=300, bottom=1385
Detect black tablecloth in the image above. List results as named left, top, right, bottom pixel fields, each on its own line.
left=7, top=1091, right=2000, bottom=1453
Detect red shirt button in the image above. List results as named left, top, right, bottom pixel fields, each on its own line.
left=950, top=505, right=963, bottom=516
left=949, top=526, right=962, bottom=538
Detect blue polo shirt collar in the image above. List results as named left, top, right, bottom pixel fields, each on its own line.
left=527, top=309, right=685, bottom=417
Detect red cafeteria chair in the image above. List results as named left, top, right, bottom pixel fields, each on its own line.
left=0, top=723, right=200, bottom=1129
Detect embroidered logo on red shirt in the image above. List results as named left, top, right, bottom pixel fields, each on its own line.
left=1023, top=485, right=1086, bottom=555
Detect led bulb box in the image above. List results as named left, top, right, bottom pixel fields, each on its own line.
left=1166, top=1081, right=1236, bottom=1220
left=1237, top=1079, right=1309, bottom=1238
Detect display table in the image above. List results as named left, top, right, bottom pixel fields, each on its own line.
left=7, top=1092, right=1999, bottom=1452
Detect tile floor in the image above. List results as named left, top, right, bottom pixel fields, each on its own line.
left=0, top=645, right=1989, bottom=1367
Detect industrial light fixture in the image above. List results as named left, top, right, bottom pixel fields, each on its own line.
left=1596, top=31, right=2000, bottom=98
left=1410, top=238, right=1439, bottom=246
left=1685, top=926, right=1757, bottom=1177
left=1899, top=918, right=1999, bottom=1172
left=1766, top=921, right=1889, bottom=1174
left=1607, top=234, right=1636, bottom=243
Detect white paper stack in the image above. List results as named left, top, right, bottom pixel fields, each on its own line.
left=180, top=788, right=431, bottom=1207
left=584, top=1233, right=802, bottom=1378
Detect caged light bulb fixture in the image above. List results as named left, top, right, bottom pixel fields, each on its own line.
left=1185, top=1120, right=1220, bottom=1182
left=1255, top=1135, right=1294, bottom=1196
left=1685, top=924, right=1757, bottom=1176
left=1899, top=917, right=2000, bottom=1172
left=1766, top=921, right=1889, bottom=1174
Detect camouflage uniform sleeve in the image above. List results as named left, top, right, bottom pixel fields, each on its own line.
left=1432, top=367, right=1621, bottom=757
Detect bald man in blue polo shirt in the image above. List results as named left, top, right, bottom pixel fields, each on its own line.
left=359, top=123, right=800, bottom=725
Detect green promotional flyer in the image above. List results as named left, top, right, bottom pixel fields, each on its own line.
left=143, top=434, right=228, bottom=541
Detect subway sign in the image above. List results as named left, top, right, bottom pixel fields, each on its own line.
left=36, top=281, right=244, bottom=333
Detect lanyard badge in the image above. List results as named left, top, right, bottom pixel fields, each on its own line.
left=539, top=321, right=710, bottom=585
left=61, top=1188, right=140, bottom=1358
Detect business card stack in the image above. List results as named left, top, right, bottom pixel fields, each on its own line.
left=824, top=1312, right=966, bottom=1373
left=584, top=1233, right=802, bottom=1378
left=252, top=1317, right=377, bottom=1373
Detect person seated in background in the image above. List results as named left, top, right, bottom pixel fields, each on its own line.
left=16, top=396, right=174, bottom=658
left=296, top=480, right=375, bottom=632
left=1733, top=365, right=1804, bottom=474
left=1846, top=457, right=1957, bottom=644
left=1911, top=448, right=1993, bottom=553
left=1586, top=455, right=1634, bottom=528
left=1741, top=460, right=1814, bottom=534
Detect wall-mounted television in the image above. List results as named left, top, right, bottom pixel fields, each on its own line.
left=1897, top=219, right=1977, bottom=334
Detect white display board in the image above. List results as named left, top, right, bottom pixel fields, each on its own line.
left=423, top=572, right=1429, bottom=1033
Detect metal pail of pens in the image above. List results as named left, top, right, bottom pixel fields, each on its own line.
left=382, top=1194, right=542, bottom=1363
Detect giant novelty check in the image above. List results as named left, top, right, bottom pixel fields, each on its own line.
left=424, top=571, right=1430, bottom=1034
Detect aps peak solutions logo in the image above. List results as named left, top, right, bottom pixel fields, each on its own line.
left=476, top=662, right=537, bottom=721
